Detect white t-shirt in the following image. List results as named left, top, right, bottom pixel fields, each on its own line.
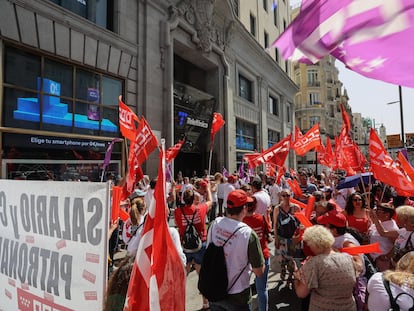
left=222, top=183, right=235, bottom=209
left=368, top=219, right=399, bottom=260
left=217, top=183, right=225, bottom=199
left=253, top=189, right=271, bottom=216
left=208, top=217, right=253, bottom=294
left=268, top=183, right=281, bottom=206
left=367, top=272, right=414, bottom=311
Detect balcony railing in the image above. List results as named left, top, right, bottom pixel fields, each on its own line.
left=307, top=81, right=321, bottom=87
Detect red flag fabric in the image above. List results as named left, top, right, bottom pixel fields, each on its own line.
left=119, top=96, right=140, bottom=141
left=247, top=134, right=291, bottom=169
left=292, top=123, right=322, bottom=156
left=340, top=243, right=381, bottom=255
left=111, top=186, right=122, bottom=221
left=124, top=149, right=186, bottom=310
left=166, top=139, right=185, bottom=163
left=369, top=129, right=414, bottom=196
left=276, top=165, right=286, bottom=184
left=396, top=151, right=414, bottom=181
left=294, top=212, right=313, bottom=228
left=210, top=112, right=225, bottom=143
left=128, top=117, right=159, bottom=167
left=305, top=195, right=316, bottom=220
left=340, top=103, right=351, bottom=136
left=243, top=153, right=261, bottom=169
left=287, top=178, right=303, bottom=198
left=290, top=198, right=307, bottom=210
left=294, top=125, right=303, bottom=140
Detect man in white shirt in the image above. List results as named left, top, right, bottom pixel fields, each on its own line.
left=252, top=178, right=271, bottom=218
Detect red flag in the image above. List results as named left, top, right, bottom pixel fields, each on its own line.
left=294, top=125, right=303, bottom=140
left=292, top=123, right=322, bottom=156
left=369, top=129, right=414, bottom=196
left=396, top=151, right=414, bottom=181
left=111, top=186, right=122, bottom=221
left=210, top=112, right=225, bottom=144
left=248, top=134, right=291, bottom=168
left=166, top=139, right=185, bottom=163
left=124, top=149, right=186, bottom=310
left=287, top=178, right=303, bottom=198
left=128, top=117, right=159, bottom=167
left=340, top=103, right=351, bottom=136
left=243, top=153, right=261, bottom=169
left=276, top=165, right=286, bottom=184
left=119, top=96, right=140, bottom=141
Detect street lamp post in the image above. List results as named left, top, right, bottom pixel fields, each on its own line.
left=386, top=85, right=404, bottom=147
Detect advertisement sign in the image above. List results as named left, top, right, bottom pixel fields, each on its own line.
left=386, top=134, right=402, bottom=148
left=0, top=180, right=109, bottom=311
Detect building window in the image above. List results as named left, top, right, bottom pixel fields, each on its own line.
left=3, top=46, right=122, bottom=136
left=309, top=116, right=320, bottom=126
left=263, top=0, right=268, bottom=12
left=268, top=129, right=280, bottom=148
left=275, top=48, right=279, bottom=62
left=233, top=0, right=239, bottom=17
left=236, top=119, right=256, bottom=151
left=269, top=95, right=279, bottom=116
left=238, top=74, right=253, bottom=102
left=264, top=31, right=269, bottom=49
left=250, top=13, right=256, bottom=36
left=283, top=19, right=287, bottom=30
left=309, top=92, right=320, bottom=105
left=307, top=69, right=319, bottom=86
left=273, top=5, right=278, bottom=26
left=49, top=0, right=114, bottom=31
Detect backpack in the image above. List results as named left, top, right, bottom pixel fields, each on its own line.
left=198, top=224, right=247, bottom=302
left=382, top=275, right=414, bottom=311
left=277, top=205, right=299, bottom=238
left=181, top=207, right=202, bottom=253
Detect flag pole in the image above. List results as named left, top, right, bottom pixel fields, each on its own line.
left=208, top=143, right=213, bottom=177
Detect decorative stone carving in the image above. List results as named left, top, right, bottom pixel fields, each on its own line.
left=168, top=0, right=235, bottom=53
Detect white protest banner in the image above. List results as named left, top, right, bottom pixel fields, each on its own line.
left=0, top=180, right=109, bottom=311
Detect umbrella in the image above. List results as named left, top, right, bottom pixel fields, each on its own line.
left=336, top=172, right=375, bottom=190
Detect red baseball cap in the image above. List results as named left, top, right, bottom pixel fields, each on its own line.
left=317, top=211, right=347, bottom=228
left=227, top=190, right=253, bottom=209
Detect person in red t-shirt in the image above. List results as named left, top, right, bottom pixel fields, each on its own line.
left=243, top=195, right=271, bottom=311
left=174, top=184, right=212, bottom=310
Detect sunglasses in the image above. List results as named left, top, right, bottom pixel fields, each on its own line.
left=281, top=194, right=290, bottom=197
left=353, top=198, right=362, bottom=202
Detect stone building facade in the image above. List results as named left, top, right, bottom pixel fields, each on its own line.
left=0, top=0, right=296, bottom=180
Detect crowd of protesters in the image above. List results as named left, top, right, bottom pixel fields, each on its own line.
left=105, top=167, right=414, bottom=311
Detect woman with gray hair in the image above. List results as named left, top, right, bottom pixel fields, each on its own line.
left=293, top=225, right=357, bottom=311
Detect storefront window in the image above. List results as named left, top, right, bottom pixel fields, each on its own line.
left=236, top=119, right=256, bottom=151
left=2, top=46, right=122, bottom=136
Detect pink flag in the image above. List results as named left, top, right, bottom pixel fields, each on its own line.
left=124, top=148, right=186, bottom=310
left=272, top=1, right=414, bottom=88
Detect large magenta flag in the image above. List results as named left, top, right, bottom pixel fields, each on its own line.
left=272, top=0, right=414, bottom=87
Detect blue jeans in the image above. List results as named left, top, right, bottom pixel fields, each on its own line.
left=255, top=257, right=269, bottom=311
left=210, top=300, right=251, bottom=311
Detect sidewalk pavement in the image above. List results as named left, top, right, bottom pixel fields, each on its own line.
left=185, top=242, right=303, bottom=311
